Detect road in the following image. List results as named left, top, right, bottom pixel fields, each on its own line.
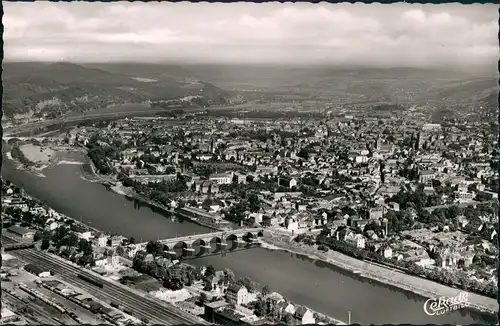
left=3, top=237, right=209, bottom=325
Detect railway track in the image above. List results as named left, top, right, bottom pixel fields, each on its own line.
left=3, top=237, right=208, bottom=325
left=2, top=289, right=62, bottom=324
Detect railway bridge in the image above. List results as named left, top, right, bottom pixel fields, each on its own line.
left=137, top=228, right=265, bottom=252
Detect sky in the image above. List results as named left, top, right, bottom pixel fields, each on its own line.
left=3, top=2, right=498, bottom=69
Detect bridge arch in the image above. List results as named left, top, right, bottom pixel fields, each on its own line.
left=210, top=236, right=224, bottom=244
left=244, top=232, right=257, bottom=239
left=173, top=241, right=190, bottom=250
left=226, top=234, right=240, bottom=242
left=192, top=238, right=208, bottom=247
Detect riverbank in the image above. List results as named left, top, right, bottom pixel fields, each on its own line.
left=106, top=180, right=229, bottom=232
left=7, top=139, right=85, bottom=178
left=9, top=184, right=101, bottom=234
left=65, top=142, right=228, bottom=232
left=260, top=231, right=498, bottom=315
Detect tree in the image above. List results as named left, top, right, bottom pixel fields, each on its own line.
left=237, top=277, right=257, bottom=293
left=318, top=244, right=329, bottom=252
left=78, top=239, right=93, bottom=255
left=199, top=292, right=209, bottom=304
left=254, top=298, right=267, bottom=317
left=283, top=312, right=295, bottom=325
left=223, top=268, right=236, bottom=284
left=79, top=253, right=95, bottom=267
left=59, top=232, right=79, bottom=248
left=297, top=149, right=309, bottom=160
left=364, top=221, right=382, bottom=234
left=164, top=278, right=184, bottom=291
left=21, top=211, right=35, bottom=226
left=52, top=226, right=70, bottom=246
left=457, top=272, right=471, bottom=290
left=133, top=257, right=146, bottom=271
left=146, top=241, right=163, bottom=257
left=261, top=285, right=271, bottom=296
left=203, top=279, right=213, bottom=292
left=445, top=205, right=462, bottom=220
left=41, top=238, right=50, bottom=250
left=248, top=193, right=261, bottom=213
left=115, top=246, right=125, bottom=256
left=34, top=230, right=44, bottom=242
left=205, top=265, right=216, bottom=277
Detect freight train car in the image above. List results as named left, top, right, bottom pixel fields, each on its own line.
left=77, top=273, right=104, bottom=288
left=110, top=301, right=125, bottom=310
left=123, top=308, right=133, bottom=316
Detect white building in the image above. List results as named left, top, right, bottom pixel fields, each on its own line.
left=45, top=221, right=59, bottom=231
left=422, top=123, right=442, bottom=132
left=346, top=233, right=366, bottom=249
left=415, top=258, right=436, bottom=268
left=456, top=192, right=475, bottom=203
left=209, top=173, right=233, bottom=185
left=285, top=218, right=299, bottom=232
left=126, top=245, right=142, bottom=259
left=226, top=285, right=249, bottom=305
left=381, top=246, right=393, bottom=259
left=294, top=307, right=316, bottom=325
left=95, top=254, right=119, bottom=267
left=419, top=171, right=436, bottom=184
left=95, top=235, right=108, bottom=247
left=369, top=207, right=384, bottom=220
left=78, top=231, right=93, bottom=241
left=355, top=156, right=368, bottom=164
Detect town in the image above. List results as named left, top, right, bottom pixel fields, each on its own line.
left=2, top=109, right=498, bottom=324
left=2, top=2, right=498, bottom=325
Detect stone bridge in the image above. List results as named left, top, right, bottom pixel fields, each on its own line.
left=3, top=136, right=48, bottom=142
left=137, top=228, right=265, bottom=251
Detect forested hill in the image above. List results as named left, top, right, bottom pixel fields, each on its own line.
left=3, top=62, right=230, bottom=120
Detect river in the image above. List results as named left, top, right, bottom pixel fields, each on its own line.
left=1, top=150, right=495, bottom=325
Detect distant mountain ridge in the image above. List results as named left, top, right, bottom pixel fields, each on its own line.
left=2, top=62, right=230, bottom=119
left=84, top=64, right=497, bottom=106
left=3, top=62, right=497, bottom=120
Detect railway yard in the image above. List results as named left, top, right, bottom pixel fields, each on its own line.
left=1, top=235, right=209, bottom=325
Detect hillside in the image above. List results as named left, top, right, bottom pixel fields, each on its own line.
left=2, top=62, right=230, bottom=120
left=434, top=78, right=497, bottom=103
left=86, top=63, right=498, bottom=106
left=5, top=62, right=496, bottom=121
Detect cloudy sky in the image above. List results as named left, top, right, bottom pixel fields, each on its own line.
left=3, top=2, right=498, bottom=68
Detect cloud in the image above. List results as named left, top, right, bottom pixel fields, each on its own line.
left=2, top=2, right=498, bottom=68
